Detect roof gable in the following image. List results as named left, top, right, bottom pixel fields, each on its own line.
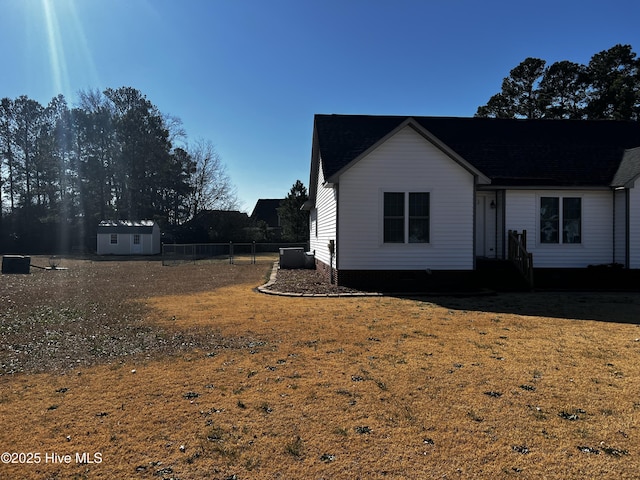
left=323, top=117, right=490, bottom=184
left=313, top=115, right=640, bottom=188
left=612, top=147, right=640, bottom=187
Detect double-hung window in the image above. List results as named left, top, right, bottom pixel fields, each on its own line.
left=540, top=196, right=581, bottom=244
left=384, top=192, right=430, bottom=243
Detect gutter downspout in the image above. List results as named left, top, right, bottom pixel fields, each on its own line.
left=494, top=190, right=499, bottom=259
left=472, top=179, right=477, bottom=270
left=334, top=184, right=339, bottom=284
left=626, top=188, right=630, bottom=268
left=501, top=190, right=507, bottom=260
left=612, top=189, right=616, bottom=265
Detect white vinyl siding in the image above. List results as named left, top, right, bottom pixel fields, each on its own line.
left=96, top=223, right=161, bottom=255
left=505, top=190, right=613, bottom=268
left=309, top=158, right=337, bottom=269
left=338, top=126, right=474, bottom=270
left=630, top=185, right=640, bottom=268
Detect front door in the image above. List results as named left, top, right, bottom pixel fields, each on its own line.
left=475, top=193, right=497, bottom=258
left=476, top=196, right=486, bottom=257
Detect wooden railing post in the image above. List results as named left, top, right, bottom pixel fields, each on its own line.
left=508, top=230, right=534, bottom=290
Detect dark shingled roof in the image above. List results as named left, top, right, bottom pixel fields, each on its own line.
left=314, top=115, right=640, bottom=187
left=250, top=199, right=283, bottom=227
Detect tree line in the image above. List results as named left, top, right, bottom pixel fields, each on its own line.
left=0, top=87, right=237, bottom=253
left=176, top=180, right=310, bottom=245
left=476, top=44, right=639, bottom=120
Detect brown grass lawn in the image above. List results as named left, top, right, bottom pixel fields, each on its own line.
left=1, top=258, right=639, bottom=479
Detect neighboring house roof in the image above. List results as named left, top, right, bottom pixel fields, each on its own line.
left=250, top=199, right=283, bottom=227
left=97, top=220, right=157, bottom=234
left=313, top=114, right=640, bottom=187
left=612, top=147, right=640, bottom=188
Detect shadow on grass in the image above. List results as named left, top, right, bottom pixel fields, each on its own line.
left=400, top=291, right=640, bottom=324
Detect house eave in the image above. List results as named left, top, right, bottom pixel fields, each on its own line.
left=610, top=180, right=638, bottom=189
left=610, top=171, right=640, bottom=189
left=477, top=184, right=613, bottom=191
left=307, top=123, right=321, bottom=209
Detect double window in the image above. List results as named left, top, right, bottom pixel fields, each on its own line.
left=384, top=192, right=430, bottom=243
left=540, top=196, right=581, bottom=244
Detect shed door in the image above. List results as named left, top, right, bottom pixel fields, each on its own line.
left=131, top=234, right=143, bottom=254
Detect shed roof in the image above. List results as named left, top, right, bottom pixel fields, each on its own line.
left=97, top=220, right=158, bottom=234
left=313, top=115, right=640, bottom=187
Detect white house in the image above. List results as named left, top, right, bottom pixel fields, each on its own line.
left=304, top=115, right=640, bottom=289
left=96, top=220, right=161, bottom=255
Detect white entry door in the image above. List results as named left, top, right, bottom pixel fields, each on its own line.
left=131, top=234, right=143, bottom=254
left=475, top=196, right=486, bottom=257
left=475, top=193, right=497, bottom=258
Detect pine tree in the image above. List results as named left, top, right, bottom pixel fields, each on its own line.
left=278, top=180, right=309, bottom=242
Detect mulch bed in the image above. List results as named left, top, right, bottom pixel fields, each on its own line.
left=265, top=267, right=365, bottom=295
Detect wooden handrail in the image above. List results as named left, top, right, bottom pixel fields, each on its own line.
left=508, top=230, right=534, bottom=289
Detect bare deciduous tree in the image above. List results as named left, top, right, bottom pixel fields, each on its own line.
left=186, top=139, right=238, bottom=217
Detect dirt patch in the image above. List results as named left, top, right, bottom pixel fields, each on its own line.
left=0, top=257, right=267, bottom=374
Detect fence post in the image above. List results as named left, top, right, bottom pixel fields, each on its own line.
left=252, top=241, right=256, bottom=264
left=229, top=241, right=233, bottom=264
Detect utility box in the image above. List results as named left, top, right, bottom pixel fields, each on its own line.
left=2, top=255, right=31, bottom=274
left=279, top=248, right=314, bottom=269
left=304, top=251, right=315, bottom=268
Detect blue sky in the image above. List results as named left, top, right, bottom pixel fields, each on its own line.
left=2, top=0, right=640, bottom=212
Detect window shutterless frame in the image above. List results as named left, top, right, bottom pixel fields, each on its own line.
left=383, top=191, right=430, bottom=244
left=383, top=192, right=405, bottom=243
left=408, top=192, right=429, bottom=243
left=540, top=196, right=581, bottom=244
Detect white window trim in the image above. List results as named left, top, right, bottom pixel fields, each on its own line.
left=380, top=190, right=431, bottom=246
left=538, top=194, right=583, bottom=246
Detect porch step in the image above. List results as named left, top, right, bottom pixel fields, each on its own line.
left=476, top=259, right=531, bottom=291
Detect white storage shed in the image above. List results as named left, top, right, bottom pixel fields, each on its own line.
left=97, top=220, right=161, bottom=255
